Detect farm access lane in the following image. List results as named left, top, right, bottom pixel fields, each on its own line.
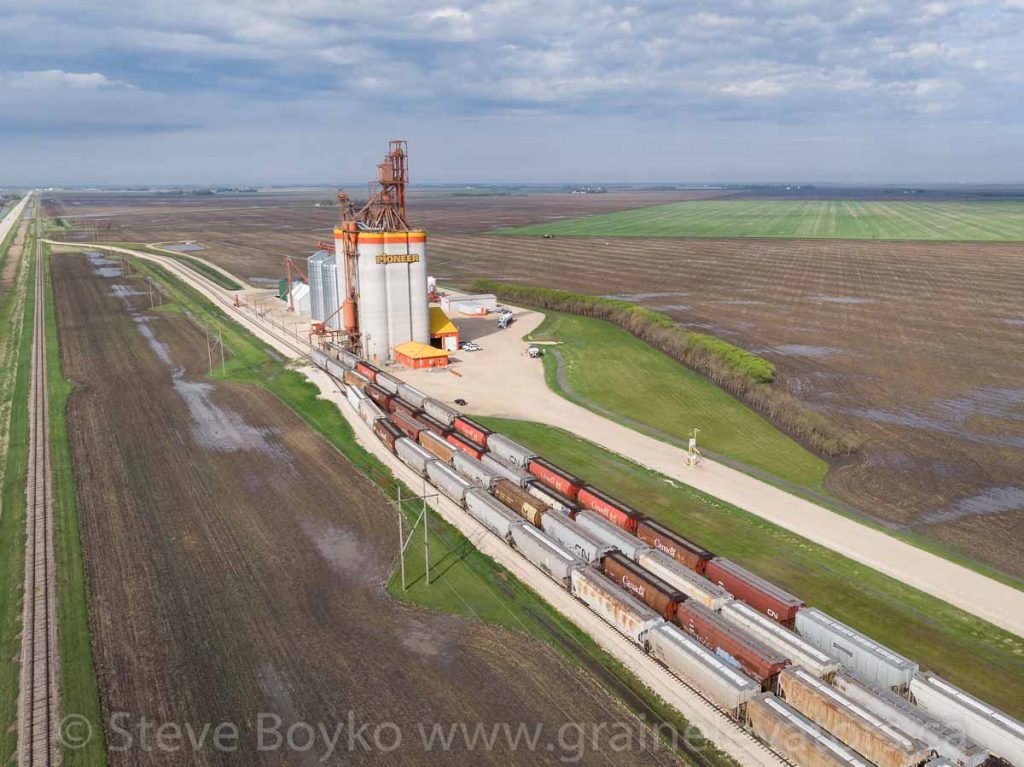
left=39, top=239, right=1024, bottom=641
left=397, top=305, right=1024, bottom=640
left=0, top=192, right=32, bottom=246
left=40, top=239, right=783, bottom=767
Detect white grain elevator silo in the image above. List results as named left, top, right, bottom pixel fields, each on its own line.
left=330, top=141, right=431, bottom=363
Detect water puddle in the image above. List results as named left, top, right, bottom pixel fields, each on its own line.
left=162, top=242, right=204, bottom=252
left=110, top=284, right=145, bottom=300
left=399, top=619, right=456, bottom=664
left=603, top=291, right=690, bottom=301
left=807, top=295, right=875, bottom=304
left=1002, top=319, right=1024, bottom=327
left=657, top=303, right=692, bottom=311
left=767, top=344, right=839, bottom=358
left=172, top=371, right=283, bottom=455
left=710, top=299, right=766, bottom=306
left=916, top=486, right=1024, bottom=526
left=133, top=316, right=172, bottom=365
left=299, top=519, right=376, bottom=583
left=834, top=406, right=1024, bottom=449
left=936, top=387, right=1024, bottom=425
left=85, top=251, right=122, bottom=278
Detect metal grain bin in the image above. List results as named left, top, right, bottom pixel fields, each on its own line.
left=637, top=549, right=732, bottom=611
left=396, top=437, right=434, bottom=478
left=646, top=623, right=758, bottom=713
left=418, top=430, right=456, bottom=465
left=493, top=479, right=548, bottom=527
left=676, top=601, right=790, bottom=686
left=602, top=552, right=686, bottom=620
left=486, top=434, right=536, bottom=468
left=635, top=518, right=713, bottom=573
left=575, top=510, right=650, bottom=561
left=423, top=398, right=459, bottom=426
left=569, top=567, right=664, bottom=645
left=539, top=510, right=613, bottom=564
left=511, top=524, right=582, bottom=589
left=359, top=398, right=387, bottom=427
left=426, top=460, right=472, bottom=508
left=719, top=601, right=840, bottom=679
left=480, top=454, right=532, bottom=488
left=833, top=673, right=988, bottom=767
left=452, top=451, right=499, bottom=490
left=747, top=694, right=874, bottom=767
left=526, top=482, right=579, bottom=516
left=397, top=382, right=428, bottom=409
left=375, top=371, right=400, bottom=395
left=705, top=558, right=803, bottom=626
left=465, top=488, right=524, bottom=542
left=795, top=607, right=918, bottom=690
left=911, top=671, right=1024, bottom=767
left=780, top=667, right=931, bottom=767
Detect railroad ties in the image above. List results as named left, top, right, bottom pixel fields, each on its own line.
left=19, top=203, right=61, bottom=767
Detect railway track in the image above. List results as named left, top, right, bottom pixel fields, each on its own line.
left=19, top=199, right=61, bottom=767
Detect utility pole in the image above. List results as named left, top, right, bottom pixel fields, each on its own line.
left=205, top=325, right=212, bottom=374
left=148, top=278, right=154, bottom=308
left=218, top=327, right=225, bottom=375
left=393, top=484, right=438, bottom=591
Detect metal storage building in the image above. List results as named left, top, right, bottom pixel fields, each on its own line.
left=779, top=667, right=931, bottom=767
left=911, top=671, right=1024, bottom=766
left=719, top=601, right=840, bottom=679
left=795, top=607, right=918, bottom=690
left=646, top=623, right=759, bottom=713
left=833, top=672, right=988, bottom=767
left=747, top=694, right=875, bottom=767
left=441, top=294, right=497, bottom=314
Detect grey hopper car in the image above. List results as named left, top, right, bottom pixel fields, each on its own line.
left=310, top=350, right=328, bottom=369
left=719, top=600, right=839, bottom=678
left=795, top=607, right=918, bottom=690
left=465, top=488, right=524, bottom=542
left=911, top=671, right=1024, bottom=767
left=637, top=549, right=732, bottom=611
left=338, top=349, right=359, bottom=370
left=485, top=434, right=536, bottom=468
left=645, top=623, right=758, bottom=713
left=375, top=372, right=401, bottom=395
left=570, top=567, right=664, bottom=646
left=324, top=357, right=348, bottom=381
left=480, top=454, right=533, bottom=488
left=425, top=460, right=472, bottom=507
left=423, top=398, right=459, bottom=426
left=539, top=510, right=613, bottom=564
left=397, top=382, right=428, bottom=409
left=396, top=438, right=434, bottom=478
left=358, top=398, right=387, bottom=427
left=833, top=672, right=988, bottom=767
left=510, top=524, right=582, bottom=589
left=452, top=451, right=499, bottom=490
left=575, top=510, right=651, bottom=561
left=345, top=384, right=366, bottom=412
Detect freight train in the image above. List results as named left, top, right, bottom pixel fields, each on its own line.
left=310, top=347, right=1023, bottom=767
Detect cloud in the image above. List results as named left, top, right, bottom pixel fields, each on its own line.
left=4, top=69, right=133, bottom=90
left=722, top=79, right=788, bottom=97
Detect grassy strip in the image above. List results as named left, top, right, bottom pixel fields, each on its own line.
left=140, top=247, right=243, bottom=291
left=475, top=280, right=860, bottom=458
left=127, top=257, right=735, bottom=767
left=479, top=417, right=1024, bottom=718
left=0, top=227, right=34, bottom=763
left=43, top=245, right=108, bottom=765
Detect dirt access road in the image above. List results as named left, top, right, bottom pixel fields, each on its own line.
left=51, top=251, right=682, bottom=766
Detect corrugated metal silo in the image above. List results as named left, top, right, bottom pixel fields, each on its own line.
left=408, top=232, right=430, bottom=343
left=322, top=256, right=340, bottom=329
left=356, top=233, right=388, bottom=361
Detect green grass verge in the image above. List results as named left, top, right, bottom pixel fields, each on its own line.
left=0, top=227, right=34, bottom=763
left=497, top=199, right=1024, bottom=241
left=125, top=257, right=735, bottom=767
left=140, top=247, right=243, bottom=291
left=525, top=308, right=828, bottom=491
left=44, top=244, right=108, bottom=765
left=478, top=417, right=1024, bottom=718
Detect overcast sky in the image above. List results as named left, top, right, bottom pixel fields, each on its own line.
left=1, top=0, right=1022, bottom=185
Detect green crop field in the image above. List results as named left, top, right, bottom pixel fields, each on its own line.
left=479, top=417, right=1024, bottom=719
left=527, top=310, right=829, bottom=491
left=498, top=199, right=1024, bottom=240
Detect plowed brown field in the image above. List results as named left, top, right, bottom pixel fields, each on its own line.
left=47, top=191, right=1024, bottom=579
left=52, top=251, right=682, bottom=766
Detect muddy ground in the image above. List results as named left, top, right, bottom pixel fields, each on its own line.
left=52, top=250, right=683, bottom=766
left=46, top=192, right=1024, bottom=579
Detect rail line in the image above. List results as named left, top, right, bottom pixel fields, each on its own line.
left=19, top=198, right=61, bottom=767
